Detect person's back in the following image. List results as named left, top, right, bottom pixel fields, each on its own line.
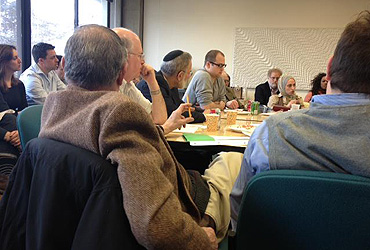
left=230, top=10, right=370, bottom=230
left=38, top=24, right=245, bottom=250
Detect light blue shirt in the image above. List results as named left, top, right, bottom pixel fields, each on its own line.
left=230, top=93, right=370, bottom=230
left=20, top=63, right=66, bottom=105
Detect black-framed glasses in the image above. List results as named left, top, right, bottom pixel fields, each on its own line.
left=210, top=61, right=227, bottom=68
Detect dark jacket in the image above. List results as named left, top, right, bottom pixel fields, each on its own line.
left=137, top=71, right=206, bottom=123
left=254, top=81, right=279, bottom=106
left=0, top=138, right=144, bottom=250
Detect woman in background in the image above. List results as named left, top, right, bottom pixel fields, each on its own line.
left=267, top=75, right=303, bottom=108
left=304, top=73, right=327, bottom=102
left=0, top=44, right=28, bottom=113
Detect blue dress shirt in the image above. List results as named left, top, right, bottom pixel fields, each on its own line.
left=230, top=93, right=370, bottom=230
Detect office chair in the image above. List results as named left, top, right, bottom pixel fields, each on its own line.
left=233, top=170, right=370, bottom=250
left=16, top=105, right=43, bottom=148
left=0, top=138, right=145, bottom=250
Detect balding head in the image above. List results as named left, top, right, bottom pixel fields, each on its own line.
left=112, top=27, right=144, bottom=82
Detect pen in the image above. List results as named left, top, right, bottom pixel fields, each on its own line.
left=186, top=95, right=192, bottom=118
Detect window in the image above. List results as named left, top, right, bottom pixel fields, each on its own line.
left=78, top=0, right=108, bottom=26
left=31, top=0, right=75, bottom=56
left=0, top=0, right=17, bottom=46
left=0, top=0, right=118, bottom=70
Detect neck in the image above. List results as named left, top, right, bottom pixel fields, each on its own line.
left=326, top=81, right=342, bottom=94
left=3, top=71, right=13, bottom=88
left=38, top=63, right=50, bottom=75
left=162, top=72, right=176, bottom=89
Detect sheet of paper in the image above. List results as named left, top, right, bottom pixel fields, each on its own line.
left=189, top=139, right=249, bottom=147
left=172, top=124, right=203, bottom=133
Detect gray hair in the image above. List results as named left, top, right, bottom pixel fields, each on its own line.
left=64, top=24, right=127, bottom=90
left=267, top=68, right=283, bottom=77
left=160, top=52, right=192, bottom=76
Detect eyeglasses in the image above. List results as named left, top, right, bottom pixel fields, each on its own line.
left=129, top=52, right=145, bottom=60
left=210, top=62, right=227, bottom=68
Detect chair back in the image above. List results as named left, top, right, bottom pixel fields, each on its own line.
left=0, top=138, right=145, bottom=250
left=235, top=170, right=370, bottom=250
left=16, top=105, right=43, bottom=148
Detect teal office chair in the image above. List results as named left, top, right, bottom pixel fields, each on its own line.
left=16, top=105, right=43, bottom=149
left=233, top=170, right=370, bottom=250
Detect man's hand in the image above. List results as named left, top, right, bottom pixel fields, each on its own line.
left=161, top=103, right=194, bottom=134
left=140, top=64, right=157, bottom=89
left=202, top=227, right=218, bottom=250
left=226, top=100, right=239, bottom=109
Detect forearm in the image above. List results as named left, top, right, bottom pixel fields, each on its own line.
left=146, top=80, right=167, bottom=125
left=150, top=90, right=167, bottom=125
left=201, top=101, right=225, bottom=110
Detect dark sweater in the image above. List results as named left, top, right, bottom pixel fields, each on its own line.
left=137, top=71, right=205, bottom=123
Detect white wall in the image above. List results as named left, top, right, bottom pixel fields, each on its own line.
left=143, top=0, right=370, bottom=100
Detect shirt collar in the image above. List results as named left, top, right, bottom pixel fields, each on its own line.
left=311, top=93, right=370, bottom=106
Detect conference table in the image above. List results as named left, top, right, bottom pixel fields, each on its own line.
left=166, top=111, right=272, bottom=173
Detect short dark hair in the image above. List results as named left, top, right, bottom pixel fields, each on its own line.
left=329, top=10, right=370, bottom=94
left=310, top=72, right=327, bottom=95
left=204, top=50, right=224, bottom=67
left=56, top=55, right=63, bottom=66
left=32, top=42, right=55, bottom=63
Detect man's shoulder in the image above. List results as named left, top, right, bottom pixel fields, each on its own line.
left=190, top=70, right=211, bottom=85
left=256, top=81, right=268, bottom=89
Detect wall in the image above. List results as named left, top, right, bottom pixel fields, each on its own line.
left=143, top=0, right=370, bottom=100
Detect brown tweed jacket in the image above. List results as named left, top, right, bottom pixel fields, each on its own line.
left=39, top=85, right=212, bottom=249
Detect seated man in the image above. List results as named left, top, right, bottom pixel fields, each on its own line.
left=221, top=71, right=244, bottom=109
left=113, top=27, right=167, bottom=125
left=183, top=50, right=238, bottom=110
left=230, top=10, right=370, bottom=230
left=137, top=50, right=205, bottom=123
left=39, top=24, right=242, bottom=249
left=254, top=68, right=282, bottom=106
left=20, top=42, right=66, bottom=105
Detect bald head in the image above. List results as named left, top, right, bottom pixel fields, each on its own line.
left=112, top=27, right=144, bottom=82
left=112, top=28, right=139, bottom=53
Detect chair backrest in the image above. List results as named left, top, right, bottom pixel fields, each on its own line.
left=16, top=105, right=43, bottom=149
left=235, top=170, right=370, bottom=250
left=0, top=138, right=145, bottom=250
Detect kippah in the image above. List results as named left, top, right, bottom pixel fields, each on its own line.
left=163, top=50, right=184, bottom=62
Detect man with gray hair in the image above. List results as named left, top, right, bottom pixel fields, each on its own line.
left=112, top=27, right=167, bottom=125
left=254, top=68, right=282, bottom=106
left=137, top=50, right=205, bottom=123
left=38, top=24, right=244, bottom=249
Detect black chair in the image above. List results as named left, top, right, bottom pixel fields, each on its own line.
left=0, top=138, right=145, bottom=250
left=232, top=170, right=370, bottom=250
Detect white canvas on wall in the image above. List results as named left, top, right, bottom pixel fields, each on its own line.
left=232, top=28, right=343, bottom=90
